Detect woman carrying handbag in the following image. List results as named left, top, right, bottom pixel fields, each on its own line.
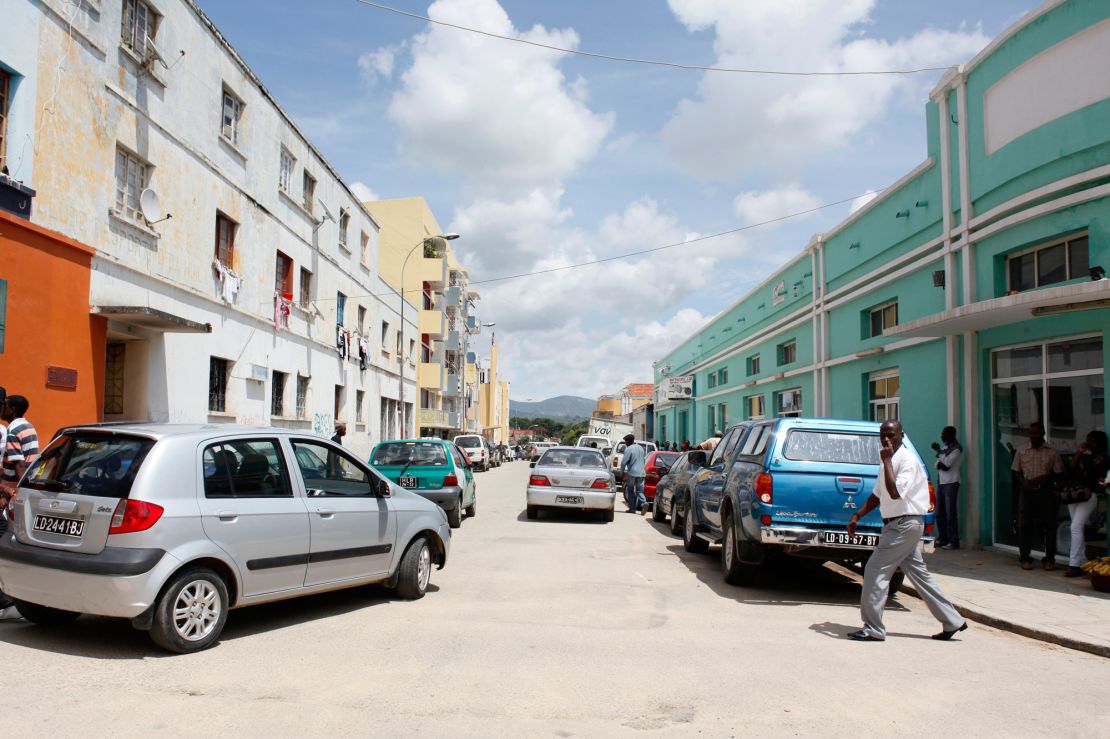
left=1065, top=430, right=1109, bottom=577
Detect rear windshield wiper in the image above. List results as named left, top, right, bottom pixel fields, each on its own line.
left=28, top=479, right=74, bottom=492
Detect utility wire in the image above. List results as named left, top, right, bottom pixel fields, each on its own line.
left=348, top=0, right=954, bottom=77
left=314, top=189, right=884, bottom=302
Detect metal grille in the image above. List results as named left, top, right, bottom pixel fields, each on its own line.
left=271, top=371, right=286, bottom=417
left=104, top=342, right=126, bottom=415
left=209, top=357, right=228, bottom=413
left=296, top=376, right=309, bottom=418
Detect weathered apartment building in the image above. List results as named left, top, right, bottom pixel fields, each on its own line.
left=1, top=0, right=420, bottom=457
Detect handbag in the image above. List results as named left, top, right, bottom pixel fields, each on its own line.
left=1053, top=473, right=1092, bottom=504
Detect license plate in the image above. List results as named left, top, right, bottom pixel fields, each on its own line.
left=556, top=496, right=583, bottom=504
left=398, top=476, right=418, bottom=488
left=822, top=531, right=878, bottom=547
left=33, top=514, right=85, bottom=538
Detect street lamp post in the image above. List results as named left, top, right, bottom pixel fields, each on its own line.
left=399, top=232, right=459, bottom=439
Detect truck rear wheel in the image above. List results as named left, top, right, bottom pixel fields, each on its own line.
left=682, top=494, right=709, bottom=554
left=721, top=511, right=759, bottom=586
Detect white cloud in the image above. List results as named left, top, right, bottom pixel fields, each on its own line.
left=733, top=185, right=822, bottom=227
left=849, top=189, right=879, bottom=214
left=358, top=47, right=397, bottom=84
left=349, top=181, right=379, bottom=203
left=662, top=0, right=990, bottom=180
left=385, top=0, right=614, bottom=191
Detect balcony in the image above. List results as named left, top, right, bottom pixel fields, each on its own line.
left=418, top=362, right=443, bottom=390
left=417, top=256, right=446, bottom=290
left=418, top=408, right=450, bottom=428
left=419, top=309, right=446, bottom=338
left=445, top=285, right=463, bottom=306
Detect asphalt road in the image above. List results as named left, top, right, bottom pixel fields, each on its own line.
left=2, top=462, right=1108, bottom=737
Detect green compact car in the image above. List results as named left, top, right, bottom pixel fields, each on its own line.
left=370, top=439, right=476, bottom=529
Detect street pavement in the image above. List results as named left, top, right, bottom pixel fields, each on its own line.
left=2, top=462, right=1108, bottom=737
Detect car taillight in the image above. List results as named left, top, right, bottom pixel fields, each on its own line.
left=109, top=499, right=164, bottom=535
left=590, top=478, right=609, bottom=489
left=612, top=458, right=618, bottom=467
left=755, top=473, right=773, bottom=504
left=443, top=474, right=458, bottom=486
left=928, top=482, right=936, bottom=513
left=529, top=475, right=550, bottom=486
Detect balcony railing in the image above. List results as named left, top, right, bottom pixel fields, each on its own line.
left=418, top=408, right=450, bottom=428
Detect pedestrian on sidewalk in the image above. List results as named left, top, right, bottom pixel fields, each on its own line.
left=620, top=434, right=647, bottom=514
left=846, top=420, right=967, bottom=642
left=1, top=393, right=38, bottom=622
left=1012, top=421, right=1063, bottom=571
left=931, top=426, right=963, bottom=550
left=1064, top=430, right=1109, bottom=578
left=331, top=423, right=347, bottom=446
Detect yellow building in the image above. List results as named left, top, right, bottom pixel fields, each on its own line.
left=363, top=197, right=479, bottom=438
left=595, top=395, right=622, bottom=418
left=475, top=342, right=511, bottom=445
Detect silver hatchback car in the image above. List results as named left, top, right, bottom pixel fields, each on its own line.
left=0, top=424, right=451, bottom=653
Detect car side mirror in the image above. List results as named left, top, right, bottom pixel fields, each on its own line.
left=602, top=448, right=612, bottom=457
left=529, top=461, right=536, bottom=468
left=377, top=479, right=392, bottom=497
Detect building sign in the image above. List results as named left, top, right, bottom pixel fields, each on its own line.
left=772, top=280, right=787, bottom=306
left=665, top=376, right=694, bottom=400
left=46, top=366, right=78, bottom=389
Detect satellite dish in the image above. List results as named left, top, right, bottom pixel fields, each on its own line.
left=139, top=188, right=161, bottom=222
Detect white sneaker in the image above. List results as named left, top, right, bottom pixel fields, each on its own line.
left=0, top=605, right=22, bottom=621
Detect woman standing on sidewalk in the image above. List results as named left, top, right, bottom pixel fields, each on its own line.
left=1065, top=430, right=1109, bottom=578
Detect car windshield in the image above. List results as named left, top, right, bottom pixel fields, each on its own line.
left=454, top=437, right=481, bottom=448
left=537, top=449, right=607, bottom=469
left=25, top=433, right=156, bottom=498
left=782, top=430, right=881, bottom=464
left=371, top=442, right=448, bottom=466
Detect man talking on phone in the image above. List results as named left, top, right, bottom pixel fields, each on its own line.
left=846, top=420, right=967, bottom=642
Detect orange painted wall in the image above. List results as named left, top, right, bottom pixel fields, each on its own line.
left=0, top=211, right=105, bottom=440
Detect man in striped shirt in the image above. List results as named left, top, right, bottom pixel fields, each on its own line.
left=1, top=395, right=39, bottom=498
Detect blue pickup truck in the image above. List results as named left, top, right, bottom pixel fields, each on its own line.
left=679, top=418, right=935, bottom=586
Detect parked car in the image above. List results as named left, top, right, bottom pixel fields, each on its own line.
left=0, top=424, right=450, bottom=653
left=526, top=446, right=615, bottom=522
left=680, top=418, right=935, bottom=586
left=525, top=441, right=557, bottom=461
left=644, top=450, right=681, bottom=504
left=453, top=434, right=489, bottom=471
left=609, top=440, right=658, bottom=485
left=369, top=439, right=476, bottom=528
left=652, top=450, right=708, bottom=532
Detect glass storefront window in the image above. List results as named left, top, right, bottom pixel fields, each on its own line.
left=991, top=336, right=1104, bottom=557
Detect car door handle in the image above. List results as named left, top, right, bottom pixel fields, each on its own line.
left=217, top=510, right=238, bottom=522
left=315, top=509, right=335, bottom=518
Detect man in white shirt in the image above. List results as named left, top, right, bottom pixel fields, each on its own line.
left=931, top=426, right=963, bottom=550
left=846, top=420, right=967, bottom=642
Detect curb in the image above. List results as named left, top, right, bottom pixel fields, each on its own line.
left=835, top=563, right=1110, bottom=659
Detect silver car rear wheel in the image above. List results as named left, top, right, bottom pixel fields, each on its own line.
left=150, top=568, right=229, bottom=654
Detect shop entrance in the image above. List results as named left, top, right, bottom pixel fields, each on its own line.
left=991, top=335, right=1105, bottom=555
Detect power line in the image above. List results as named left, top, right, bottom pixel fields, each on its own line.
left=315, top=188, right=883, bottom=302
left=348, top=0, right=955, bottom=77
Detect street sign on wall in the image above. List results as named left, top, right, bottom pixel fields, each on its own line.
left=665, top=376, right=694, bottom=400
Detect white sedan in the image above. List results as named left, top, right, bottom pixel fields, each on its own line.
left=525, top=446, right=615, bottom=522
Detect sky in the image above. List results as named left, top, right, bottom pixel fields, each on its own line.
left=199, top=0, right=1033, bottom=401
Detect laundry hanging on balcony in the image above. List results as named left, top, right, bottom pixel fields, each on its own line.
left=358, top=335, right=370, bottom=370
left=273, top=295, right=291, bottom=331
left=212, top=260, right=240, bottom=304
left=336, top=324, right=349, bottom=359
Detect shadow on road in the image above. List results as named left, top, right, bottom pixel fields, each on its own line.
left=809, top=621, right=937, bottom=641
left=515, top=508, right=609, bottom=525
left=0, top=582, right=435, bottom=659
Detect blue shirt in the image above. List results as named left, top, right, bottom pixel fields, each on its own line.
left=621, top=443, right=646, bottom=478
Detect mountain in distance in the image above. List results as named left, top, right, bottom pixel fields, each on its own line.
left=510, top=395, right=595, bottom=420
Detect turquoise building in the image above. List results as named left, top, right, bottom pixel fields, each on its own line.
left=653, top=0, right=1110, bottom=555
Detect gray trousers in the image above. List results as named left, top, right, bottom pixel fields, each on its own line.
left=860, top=515, right=964, bottom=639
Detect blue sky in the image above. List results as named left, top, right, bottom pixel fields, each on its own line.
left=200, top=0, right=1033, bottom=400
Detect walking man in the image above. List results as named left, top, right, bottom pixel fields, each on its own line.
left=620, top=434, right=647, bottom=514
left=1, top=394, right=38, bottom=622
left=331, top=423, right=347, bottom=446
left=846, top=420, right=966, bottom=642
left=931, top=426, right=963, bottom=550
left=1012, top=420, right=1062, bottom=570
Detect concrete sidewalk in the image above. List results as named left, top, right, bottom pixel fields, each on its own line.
left=903, top=547, right=1110, bottom=658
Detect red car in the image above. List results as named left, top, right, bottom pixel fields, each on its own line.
left=644, top=451, right=681, bottom=502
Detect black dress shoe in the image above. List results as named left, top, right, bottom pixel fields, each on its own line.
left=931, top=622, right=969, bottom=641
left=847, top=629, right=883, bottom=642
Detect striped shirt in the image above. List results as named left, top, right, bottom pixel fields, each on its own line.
left=3, top=418, right=40, bottom=485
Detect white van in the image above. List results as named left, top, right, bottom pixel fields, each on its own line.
left=452, top=434, right=489, bottom=471
left=576, top=434, right=611, bottom=452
